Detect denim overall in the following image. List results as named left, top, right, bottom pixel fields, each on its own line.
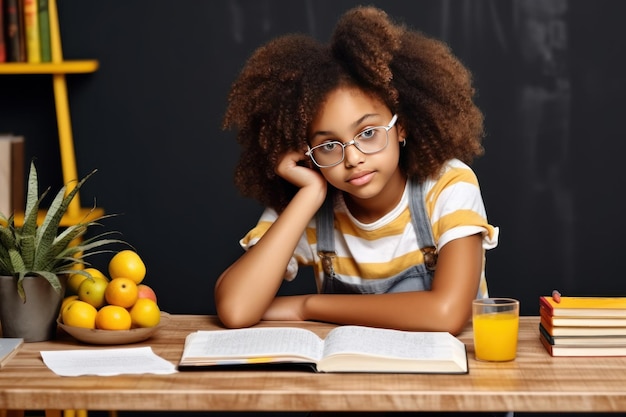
left=313, top=182, right=512, bottom=417
left=316, top=180, right=438, bottom=294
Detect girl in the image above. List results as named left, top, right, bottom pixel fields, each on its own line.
left=215, top=6, right=499, bottom=335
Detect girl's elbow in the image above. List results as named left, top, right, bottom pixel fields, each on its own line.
left=216, top=303, right=259, bottom=329
left=215, top=295, right=260, bottom=329
left=435, top=303, right=472, bottom=335
left=445, top=319, right=469, bottom=336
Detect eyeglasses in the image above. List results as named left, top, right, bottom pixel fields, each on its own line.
left=305, top=114, right=398, bottom=168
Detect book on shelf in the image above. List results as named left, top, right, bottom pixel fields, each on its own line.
left=4, top=0, right=26, bottom=62
left=539, top=323, right=626, bottom=345
left=0, top=338, right=23, bottom=368
left=178, top=325, right=468, bottom=374
left=23, top=0, right=40, bottom=63
left=539, top=331, right=626, bottom=357
left=1, top=0, right=6, bottom=62
left=0, top=134, right=25, bottom=217
left=37, top=0, right=50, bottom=61
left=540, top=305, right=626, bottom=327
left=539, top=295, right=626, bottom=318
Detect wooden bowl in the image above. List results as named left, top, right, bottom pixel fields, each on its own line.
left=57, top=312, right=170, bottom=345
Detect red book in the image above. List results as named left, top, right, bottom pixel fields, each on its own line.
left=0, top=0, right=6, bottom=62
left=541, top=318, right=626, bottom=336
left=540, top=306, right=626, bottom=327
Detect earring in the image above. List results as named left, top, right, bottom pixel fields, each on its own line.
left=400, top=138, right=407, bottom=147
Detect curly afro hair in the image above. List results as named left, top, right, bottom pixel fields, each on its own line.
left=223, top=6, right=485, bottom=212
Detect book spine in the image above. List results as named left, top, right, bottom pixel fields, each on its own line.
left=539, top=305, right=553, bottom=325
left=538, top=323, right=556, bottom=344
left=37, top=0, right=49, bottom=62
left=4, top=0, right=26, bottom=61
left=0, top=0, right=6, bottom=62
left=10, top=137, right=25, bottom=213
left=18, top=0, right=26, bottom=60
left=538, top=296, right=554, bottom=315
left=0, top=139, right=10, bottom=217
left=23, top=0, right=40, bottom=63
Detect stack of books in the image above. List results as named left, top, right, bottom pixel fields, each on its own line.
left=539, top=295, right=626, bottom=356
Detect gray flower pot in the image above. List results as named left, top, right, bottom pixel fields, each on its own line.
left=0, top=275, right=67, bottom=342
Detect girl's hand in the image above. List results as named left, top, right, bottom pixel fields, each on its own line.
left=276, top=150, right=326, bottom=190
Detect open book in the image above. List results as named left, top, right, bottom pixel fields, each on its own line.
left=178, top=325, right=468, bottom=374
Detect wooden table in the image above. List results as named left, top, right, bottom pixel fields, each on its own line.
left=1, top=315, right=626, bottom=413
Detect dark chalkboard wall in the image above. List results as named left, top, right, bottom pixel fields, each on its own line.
left=1, top=0, right=625, bottom=320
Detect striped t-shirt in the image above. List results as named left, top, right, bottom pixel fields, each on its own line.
left=240, top=159, right=499, bottom=297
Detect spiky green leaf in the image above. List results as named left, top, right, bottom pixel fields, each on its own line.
left=33, top=223, right=87, bottom=271
left=23, top=162, right=39, bottom=220
left=1, top=162, right=124, bottom=302
left=34, top=185, right=67, bottom=267
left=36, top=170, right=96, bottom=252
left=16, top=271, right=26, bottom=301
left=22, top=163, right=46, bottom=241
left=15, top=271, right=63, bottom=302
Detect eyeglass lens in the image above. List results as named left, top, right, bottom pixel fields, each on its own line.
left=310, top=127, right=389, bottom=167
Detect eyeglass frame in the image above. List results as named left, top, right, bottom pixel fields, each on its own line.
left=305, top=114, right=399, bottom=168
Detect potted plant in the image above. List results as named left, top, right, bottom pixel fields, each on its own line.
left=0, top=161, right=122, bottom=342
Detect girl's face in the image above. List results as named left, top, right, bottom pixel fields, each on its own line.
left=308, top=87, right=406, bottom=219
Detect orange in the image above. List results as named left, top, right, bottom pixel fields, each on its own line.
left=77, top=275, right=109, bottom=309
left=129, top=298, right=161, bottom=328
left=108, top=250, right=146, bottom=284
left=67, top=268, right=107, bottom=294
left=62, top=300, right=98, bottom=329
left=105, top=277, right=138, bottom=308
left=59, top=295, right=79, bottom=320
left=84, top=267, right=108, bottom=280
left=95, top=305, right=132, bottom=330
left=67, top=272, right=87, bottom=295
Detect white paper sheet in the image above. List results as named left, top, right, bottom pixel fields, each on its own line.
left=41, top=346, right=177, bottom=376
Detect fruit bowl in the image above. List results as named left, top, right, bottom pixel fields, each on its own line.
left=57, top=312, right=170, bottom=345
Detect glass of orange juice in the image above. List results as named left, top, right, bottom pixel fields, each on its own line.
left=472, top=298, right=520, bottom=362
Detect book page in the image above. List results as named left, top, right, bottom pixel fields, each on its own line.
left=40, top=347, right=177, bottom=376
left=181, top=327, right=324, bottom=363
left=322, top=326, right=464, bottom=361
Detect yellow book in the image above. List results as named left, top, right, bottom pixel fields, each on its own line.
left=540, top=295, right=626, bottom=318
left=23, top=0, right=41, bottom=63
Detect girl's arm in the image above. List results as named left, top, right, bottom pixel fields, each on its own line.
left=262, top=233, right=484, bottom=335
left=214, top=151, right=326, bottom=328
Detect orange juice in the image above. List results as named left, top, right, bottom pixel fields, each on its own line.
left=473, top=312, right=519, bottom=361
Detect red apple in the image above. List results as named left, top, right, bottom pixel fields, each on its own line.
left=136, top=284, right=157, bottom=303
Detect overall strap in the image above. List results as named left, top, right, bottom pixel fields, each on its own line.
left=315, top=192, right=336, bottom=276
left=408, top=179, right=438, bottom=270
left=315, top=180, right=438, bottom=277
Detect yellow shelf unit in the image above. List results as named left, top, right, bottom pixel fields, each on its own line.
left=0, top=60, right=99, bottom=74
left=0, top=1, right=103, bottom=416
left=0, top=0, right=102, bottom=226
